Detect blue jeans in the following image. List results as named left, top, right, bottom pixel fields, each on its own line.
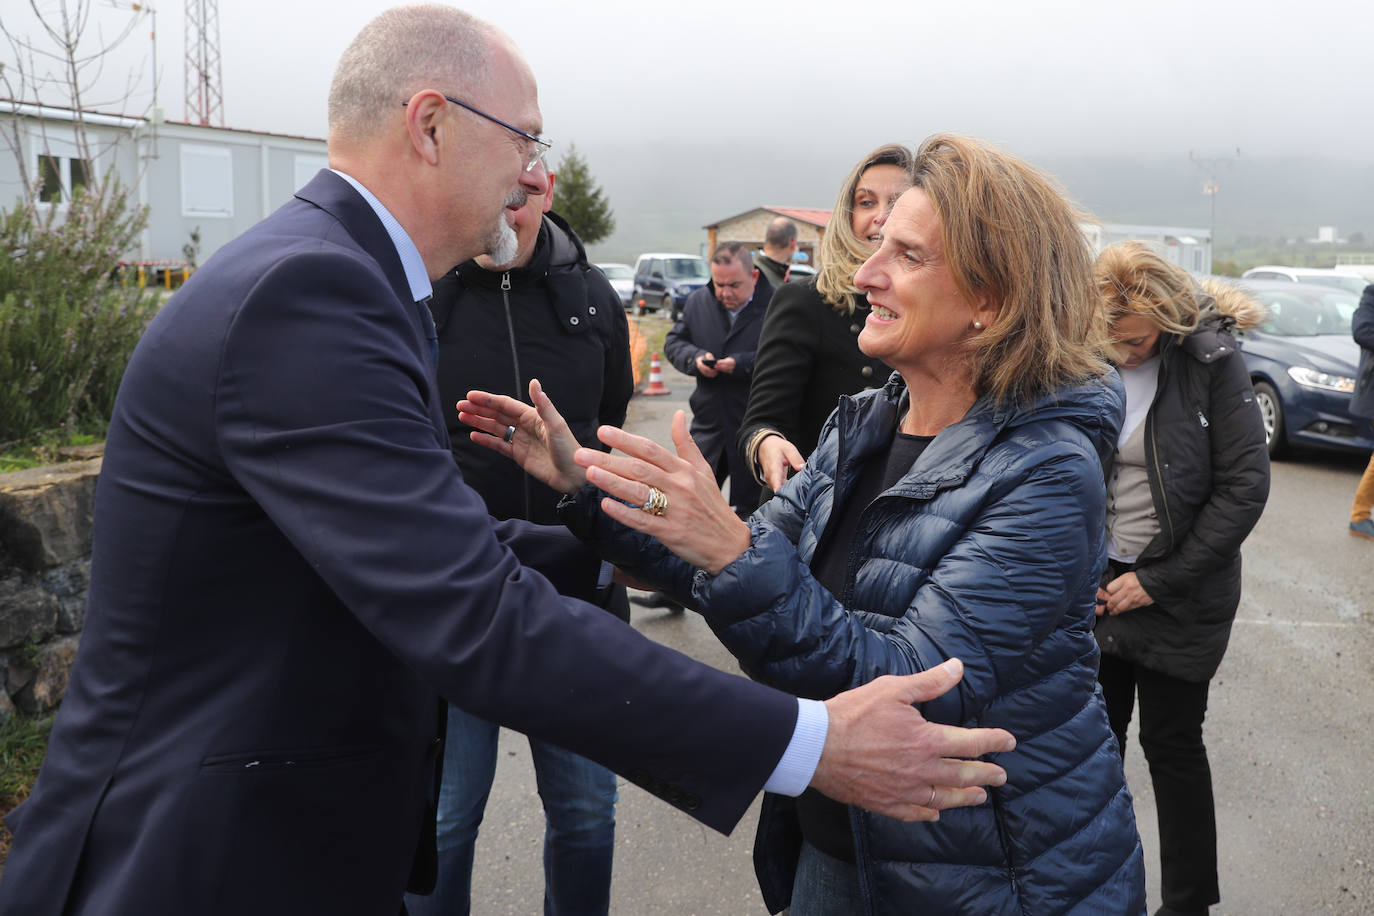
left=404, top=704, right=618, bottom=916
left=788, top=841, right=865, bottom=916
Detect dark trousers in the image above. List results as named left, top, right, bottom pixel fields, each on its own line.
left=1099, top=653, right=1219, bottom=913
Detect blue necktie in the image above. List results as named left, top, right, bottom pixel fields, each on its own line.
left=415, top=296, right=439, bottom=370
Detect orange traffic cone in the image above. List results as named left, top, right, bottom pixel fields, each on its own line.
left=642, top=352, right=671, bottom=396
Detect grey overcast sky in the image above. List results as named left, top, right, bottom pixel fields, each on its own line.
left=7, top=0, right=1374, bottom=257
left=13, top=0, right=1369, bottom=158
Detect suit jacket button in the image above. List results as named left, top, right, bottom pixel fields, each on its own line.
left=861, top=366, right=874, bottom=378
left=850, top=323, right=861, bottom=334
left=683, top=794, right=702, bottom=811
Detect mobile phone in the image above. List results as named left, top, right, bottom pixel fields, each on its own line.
left=701, top=357, right=717, bottom=368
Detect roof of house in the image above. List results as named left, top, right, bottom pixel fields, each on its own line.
left=2, top=99, right=325, bottom=143
left=703, top=205, right=831, bottom=231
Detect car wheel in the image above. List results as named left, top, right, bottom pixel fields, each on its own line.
left=662, top=294, right=673, bottom=316
left=1252, top=380, right=1287, bottom=458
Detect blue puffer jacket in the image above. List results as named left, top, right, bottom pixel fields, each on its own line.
left=567, top=371, right=1145, bottom=915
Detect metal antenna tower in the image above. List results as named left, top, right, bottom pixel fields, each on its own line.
left=183, top=0, right=223, bottom=126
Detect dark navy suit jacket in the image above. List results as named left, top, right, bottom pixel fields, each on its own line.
left=0, top=172, right=795, bottom=916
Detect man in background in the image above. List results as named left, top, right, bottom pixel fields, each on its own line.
left=412, top=173, right=631, bottom=915
left=664, top=242, right=773, bottom=517
left=753, top=216, right=798, bottom=288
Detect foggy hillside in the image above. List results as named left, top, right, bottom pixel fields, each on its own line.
left=578, top=140, right=1374, bottom=265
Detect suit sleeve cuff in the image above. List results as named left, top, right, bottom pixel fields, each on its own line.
left=762, top=698, right=828, bottom=796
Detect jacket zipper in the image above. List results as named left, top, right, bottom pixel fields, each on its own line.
left=1144, top=360, right=1175, bottom=555
left=498, top=272, right=532, bottom=518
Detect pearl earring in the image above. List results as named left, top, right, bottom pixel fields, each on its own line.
left=972, top=320, right=984, bottom=331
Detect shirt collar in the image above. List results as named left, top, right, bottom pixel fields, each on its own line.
left=330, top=169, right=432, bottom=303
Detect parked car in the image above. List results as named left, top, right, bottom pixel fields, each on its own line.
left=1241, top=265, right=1370, bottom=296
left=631, top=253, right=709, bottom=319
left=785, top=263, right=816, bottom=283
left=1230, top=279, right=1374, bottom=457
left=595, top=262, right=635, bottom=308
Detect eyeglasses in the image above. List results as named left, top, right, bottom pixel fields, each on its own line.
left=402, top=94, right=552, bottom=172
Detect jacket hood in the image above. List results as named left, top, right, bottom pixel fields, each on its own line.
left=543, top=210, right=587, bottom=271
left=863, top=369, right=1125, bottom=493
left=1200, top=277, right=1265, bottom=331
left=1130, top=280, right=1260, bottom=368
left=453, top=209, right=587, bottom=288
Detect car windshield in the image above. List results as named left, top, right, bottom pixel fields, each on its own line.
left=599, top=265, right=633, bottom=280
left=1254, top=290, right=1357, bottom=337
left=665, top=259, right=709, bottom=280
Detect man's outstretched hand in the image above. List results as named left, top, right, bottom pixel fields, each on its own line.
left=811, top=659, right=1015, bottom=822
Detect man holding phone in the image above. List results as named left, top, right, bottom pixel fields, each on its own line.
left=664, top=241, right=773, bottom=518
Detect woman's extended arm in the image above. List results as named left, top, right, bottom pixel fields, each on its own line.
left=689, top=449, right=1105, bottom=727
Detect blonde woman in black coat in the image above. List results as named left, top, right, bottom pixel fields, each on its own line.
left=1093, top=242, right=1270, bottom=916
left=737, top=145, right=911, bottom=496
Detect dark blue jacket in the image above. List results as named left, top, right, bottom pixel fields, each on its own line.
left=567, top=371, right=1145, bottom=914
left=0, top=171, right=797, bottom=916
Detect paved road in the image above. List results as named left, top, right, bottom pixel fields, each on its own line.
left=467, top=358, right=1374, bottom=915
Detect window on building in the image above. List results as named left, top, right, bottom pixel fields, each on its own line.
left=69, top=157, right=91, bottom=194
left=181, top=144, right=235, bottom=218
left=35, top=153, right=92, bottom=204
left=38, top=154, right=62, bottom=203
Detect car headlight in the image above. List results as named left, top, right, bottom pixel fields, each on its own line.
left=1287, top=366, right=1355, bottom=393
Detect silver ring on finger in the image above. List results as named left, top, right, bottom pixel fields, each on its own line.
left=926, top=786, right=938, bottom=809
left=641, top=486, right=669, bottom=517
left=503, top=425, right=516, bottom=444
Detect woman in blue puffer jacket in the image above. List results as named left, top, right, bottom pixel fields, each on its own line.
left=461, top=134, right=1146, bottom=915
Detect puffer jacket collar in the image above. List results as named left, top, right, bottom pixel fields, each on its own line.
left=834, top=369, right=1123, bottom=501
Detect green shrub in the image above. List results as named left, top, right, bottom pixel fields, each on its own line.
left=0, top=710, right=54, bottom=862
left=0, top=182, right=159, bottom=445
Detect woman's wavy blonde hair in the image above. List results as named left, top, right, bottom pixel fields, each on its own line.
left=911, top=134, right=1110, bottom=405
left=1095, top=241, right=1203, bottom=337
left=1095, top=242, right=1266, bottom=362
left=815, top=143, right=914, bottom=311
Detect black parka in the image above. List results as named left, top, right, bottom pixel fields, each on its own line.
left=430, top=211, right=633, bottom=527
left=1094, top=307, right=1270, bottom=682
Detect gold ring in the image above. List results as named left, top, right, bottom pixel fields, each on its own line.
left=503, top=425, right=516, bottom=444
left=927, top=786, right=938, bottom=808
left=642, top=486, right=668, bottom=516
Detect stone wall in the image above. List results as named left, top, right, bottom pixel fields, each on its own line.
left=0, top=457, right=100, bottom=721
